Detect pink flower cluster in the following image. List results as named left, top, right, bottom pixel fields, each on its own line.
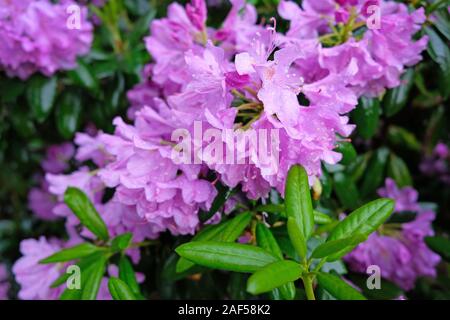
left=420, top=142, right=450, bottom=185
left=0, top=0, right=93, bottom=79
left=16, top=0, right=430, bottom=299
left=345, top=179, right=441, bottom=291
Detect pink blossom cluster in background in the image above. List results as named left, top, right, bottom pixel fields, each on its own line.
left=420, top=142, right=450, bottom=185
left=345, top=178, right=441, bottom=290
left=0, top=0, right=93, bottom=79
left=12, top=0, right=432, bottom=299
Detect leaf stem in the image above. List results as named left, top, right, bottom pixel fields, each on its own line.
left=303, top=275, right=316, bottom=300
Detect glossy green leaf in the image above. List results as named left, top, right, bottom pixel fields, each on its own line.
left=175, top=241, right=278, bottom=273
left=425, top=236, right=450, bottom=262
left=387, top=126, right=421, bottom=152
left=55, top=92, right=82, bottom=139
left=254, top=204, right=285, bottom=216
left=387, top=153, right=412, bottom=187
left=313, top=211, right=333, bottom=225
left=247, top=260, right=303, bottom=295
left=69, top=60, right=99, bottom=94
left=108, top=277, right=137, bottom=300
left=200, top=185, right=236, bottom=222
left=328, top=198, right=395, bottom=245
left=311, top=234, right=367, bottom=261
left=335, top=142, right=357, bottom=165
left=287, top=217, right=307, bottom=260
left=316, top=272, right=366, bottom=300
left=218, top=212, right=252, bottom=242
left=60, top=287, right=82, bottom=300
left=434, top=9, right=450, bottom=41
left=26, top=76, right=58, bottom=122
left=383, top=69, right=415, bottom=117
left=256, top=223, right=296, bottom=300
left=111, top=233, right=133, bottom=251
left=119, top=256, right=141, bottom=295
left=81, top=256, right=107, bottom=300
left=176, top=212, right=252, bottom=273
left=40, top=243, right=103, bottom=264
left=51, top=252, right=107, bottom=288
left=361, top=148, right=389, bottom=197
left=351, top=97, right=381, bottom=139
left=424, top=26, right=450, bottom=99
left=256, top=223, right=283, bottom=259
left=334, top=172, right=360, bottom=210
left=64, top=187, right=109, bottom=241
left=285, top=165, right=314, bottom=240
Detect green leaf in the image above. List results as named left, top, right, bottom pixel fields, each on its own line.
left=424, top=26, right=450, bottom=99
left=383, top=69, right=415, bottom=117
left=26, top=76, right=58, bottom=122
left=387, top=153, right=412, bottom=187
left=387, top=126, right=421, bottom=152
left=360, top=148, right=389, bottom=197
left=51, top=252, right=107, bottom=288
left=328, top=198, right=395, bottom=247
left=285, top=165, right=314, bottom=240
left=316, top=272, right=366, bottom=300
left=81, top=256, right=107, bottom=300
left=218, top=212, right=252, bottom=242
left=111, top=233, right=133, bottom=251
left=351, top=97, right=381, bottom=139
left=108, top=277, right=137, bottom=300
left=69, top=60, right=99, bottom=94
left=334, top=172, right=360, bottom=210
left=256, top=223, right=283, bottom=259
left=200, top=185, right=236, bottom=222
left=60, top=287, right=82, bottom=300
left=311, top=234, right=367, bottom=261
left=175, top=241, right=278, bottom=273
left=434, top=9, right=450, bottom=41
left=40, top=243, right=103, bottom=264
left=247, top=260, right=303, bottom=295
left=254, top=204, right=285, bottom=216
left=425, top=236, right=450, bottom=262
left=256, top=223, right=296, bottom=300
left=176, top=223, right=230, bottom=273
left=176, top=212, right=252, bottom=273
left=346, top=153, right=370, bottom=183
left=0, top=78, right=25, bottom=103
left=64, top=187, right=109, bottom=241
left=55, top=92, right=82, bottom=139
left=287, top=217, right=307, bottom=260
left=119, top=256, right=141, bottom=295
left=313, top=211, right=333, bottom=225
left=335, top=142, right=357, bottom=165
left=425, top=25, right=450, bottom=68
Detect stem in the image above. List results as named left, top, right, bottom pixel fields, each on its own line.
left=303, top=275, right=316, bottom=300
left=313, top=259, right=327, bottom=273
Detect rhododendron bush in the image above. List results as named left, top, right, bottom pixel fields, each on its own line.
left=0, top=0, right=449, bottom=301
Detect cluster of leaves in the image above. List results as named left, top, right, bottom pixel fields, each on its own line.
left=175, top=165, right=394, bottom=300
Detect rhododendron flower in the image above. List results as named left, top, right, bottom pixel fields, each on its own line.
left=345, top=179, right=441, bottom=290
left=13, top=237, right=65, bottom=300
left=41, top=143, right=75, bottom=174
left=0, top=0, right=93, bottom=79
